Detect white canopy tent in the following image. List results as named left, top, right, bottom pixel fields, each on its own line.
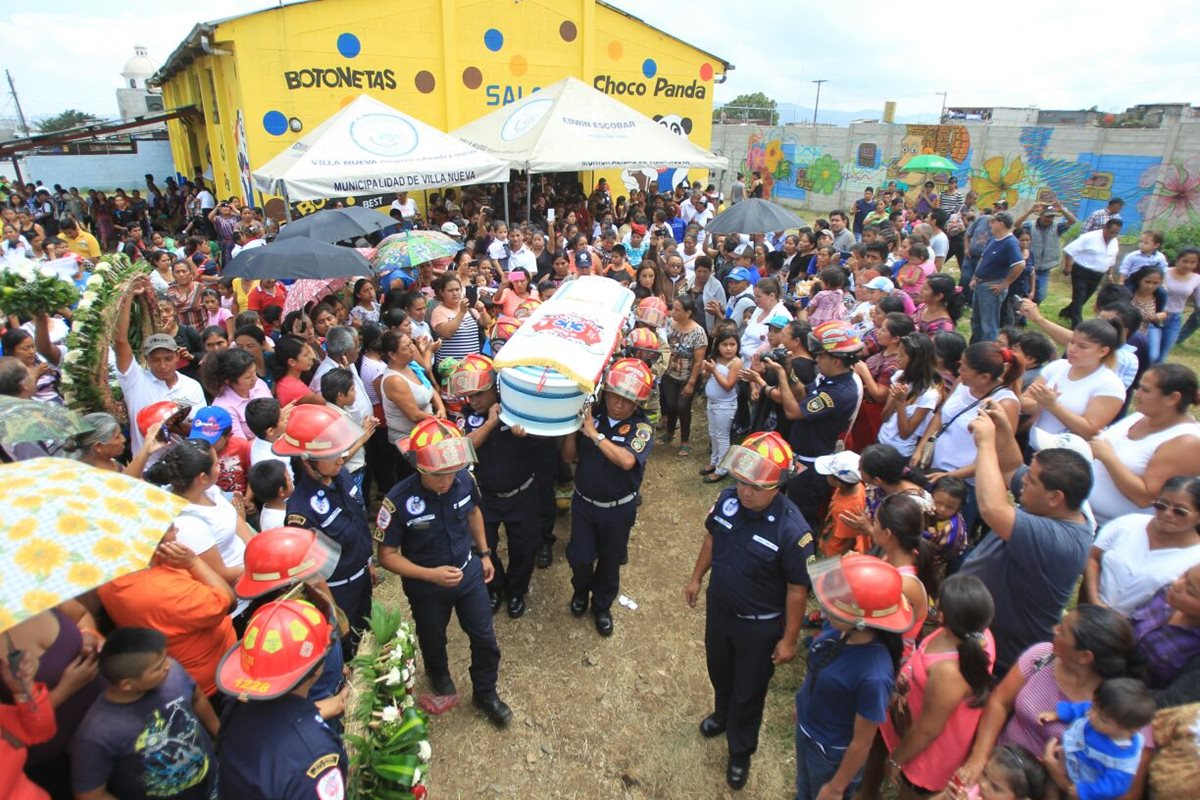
left=450, top=76, right=728, bottom=219
left=252, top=94, right=510, bottom=216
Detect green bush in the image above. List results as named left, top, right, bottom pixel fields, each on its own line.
left=1162, top=220, right=1200, bottom=262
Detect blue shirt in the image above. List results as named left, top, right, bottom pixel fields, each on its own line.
left=705, top=488, right=814, bottom=616
left=378, top=469, right=480, bottom=569
left=285, top=469, right=373, bottom=582
left=795, top=628, right=894, bottom=749
left=574, top=410, right=653, bottom=501
left=788, top=372, right=859, bottom=460
left=974, top=232, right=1024, bottom=282
left=1058, top=700, right=1144, bottom=800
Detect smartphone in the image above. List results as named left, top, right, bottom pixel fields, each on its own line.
left=507, top=271, right=525, bottom=283
left=547, top=208, right=556, bottom=222
left=465, top=285, right=479, bottom=306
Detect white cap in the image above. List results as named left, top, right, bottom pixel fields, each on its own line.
left=814, top=450, right=862, bottom=483
left=440, top=221, right=461, bottom=237
left=865, top=276, right=895, bottom=292
left=1030, top=429, right=1093, bottom=459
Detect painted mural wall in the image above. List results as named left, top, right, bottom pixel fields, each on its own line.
left=723, top=120, right=1200, bottom=232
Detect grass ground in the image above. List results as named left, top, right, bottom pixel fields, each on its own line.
left=372, top=264, right=1199, bottom=799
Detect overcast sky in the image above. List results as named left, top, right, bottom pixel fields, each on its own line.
left=0, top=0, right=1193, bottom=123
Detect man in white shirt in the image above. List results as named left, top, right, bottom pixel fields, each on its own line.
left=114, top=283, right=205, bottom=453
left=1061, top=218, right=1122, bottom=328
left=309, top=326, right=374, bottom=424
left=506, top=228, right=537, bottom=274
left=390, top=191, right=419, bottom=227
left=680, top=193, right=714, bottom=228
left=195, top=184, right=216, bottom=213
left=828, top=210, right=856, bottom=252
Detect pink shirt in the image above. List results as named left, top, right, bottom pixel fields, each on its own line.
left=205, top=307, right=232, bottom=330
left=214, top=380, right=272, bottom=439
left=899, top=261, right=935, bottom=297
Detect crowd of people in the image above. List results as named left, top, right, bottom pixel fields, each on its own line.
left=1, top=168, right=1200, bottom=800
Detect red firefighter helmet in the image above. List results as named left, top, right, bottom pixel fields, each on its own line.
left=514, top=298, right=541, bottom=319
left=490, top=315, right=521, bottom=345
left=634, top=297, right=669, bottom=328
left=271, top=405, right=363, bottom=460
left=447, top=354, right=496, bottom=397
left=604, top=357, right=654, bottom=403
left=215, top=599, right=333, bottom=700
left=135, top=400, right=184, bottom=437
left=625, top=327, right=662, bottom=356
left=398, top=416, right=477, bottom=474
left=234, top=527, right=341, bottom=600
left=810, top=554, right=915, bottom=634
left=719, top=431, right=795, bottom=489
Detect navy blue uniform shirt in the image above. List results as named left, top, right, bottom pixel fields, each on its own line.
left=787, top=372, right=859, bottom=458
left=285, top=468, right=372, bottom=581
left=574, top=410, right=653, bottom=501
left=461, top=411, right=535, bottom=494
left=377, top=469, right=480, bottom=568
left=705, top=487, right=814, bottom=616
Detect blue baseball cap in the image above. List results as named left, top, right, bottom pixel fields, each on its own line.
left=766, top=314, right=791, bottom=329
left=575, top=250, right=593, bottom=269
left=189, top=406, right=234, bottom=443
left=726, top=267, right=753, bottom=284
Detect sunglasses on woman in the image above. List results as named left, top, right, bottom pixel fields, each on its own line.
left=1152, top=499, right=1194, bottom=518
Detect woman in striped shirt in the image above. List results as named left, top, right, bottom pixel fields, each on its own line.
left=430, top=272, right=492, bottom=365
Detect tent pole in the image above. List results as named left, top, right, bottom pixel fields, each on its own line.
left=504, top=177, right=511, bottom=226
left=526, top=169, right=532, bottom=224
left=282, top=185, right=294, bottom=222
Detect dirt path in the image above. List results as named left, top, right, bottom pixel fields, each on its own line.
left=378, top=421, right=809, bottom=799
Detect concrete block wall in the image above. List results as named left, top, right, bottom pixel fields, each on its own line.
left=711, top=119, right=1200, bottom=232
left=22, top=140, right=176, bottom=193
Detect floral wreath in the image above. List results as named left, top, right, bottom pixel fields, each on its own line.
left=61, top=253, right=157, bottom=421
left=346, top=609, right=432, bottom=799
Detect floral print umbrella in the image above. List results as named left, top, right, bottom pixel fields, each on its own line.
left=0, top=458, right=186, bottom=632
left=373, top=231, right=463, bottom=273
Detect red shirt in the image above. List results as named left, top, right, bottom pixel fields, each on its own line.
left=216, top=436, right=251, bottom=494
left=246, top=283, right=288, bottom=333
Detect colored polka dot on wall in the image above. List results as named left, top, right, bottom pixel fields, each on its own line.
left=462, top=67, right=483, bottom=90
left=642, top=58, right=657, bottom=79
left=559, top=21, right=577, bottom=42
left=484, top=28, right=504, bottom=52
left=510, top=55, right=528, bottom=76
left=700, top=62, right=714, bottom=81
left=262, top=110, right=287, bottom=136
left=414, top=71, right=436, bottom=93
left=336, top=33, right=361, bottom=58
left=607, top=40, right=623, bottom=60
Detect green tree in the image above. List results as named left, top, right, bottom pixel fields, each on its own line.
left=36, top=109, right=101, bottom=133
left=715, top=92, right=778, bottom=125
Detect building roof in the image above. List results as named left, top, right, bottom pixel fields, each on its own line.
left=151, top=0, right=730, bottom=86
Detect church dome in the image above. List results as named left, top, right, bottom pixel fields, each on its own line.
left=122, top=46, right=156, bottom=82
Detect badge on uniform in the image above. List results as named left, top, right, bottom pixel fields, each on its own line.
left=805, top=394, right=827, bottom=414
left=406, top=496, right=426, bottom=515
left=376, top=506, right=392, bottom=531
left=722, top=497, right=739, bottom=517
left=634, top=423, right=652, bottom=441
left=310, top=492, right=331, bottom=516
left=468, top=414, right=484, bottom=428
left=630, top=437, right=646, bottom=453
left=618, top=423, right=631, bottom=435
left=286, top=514, right=308, bottom=527
left=306, top=753, right=339, bottom=779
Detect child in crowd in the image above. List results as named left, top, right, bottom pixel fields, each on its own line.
left=1118, top=229, right=1168, bottom=280
left=863, top=295, right=907, bottom=357
left=245, top=397, right=293, bottom=480
left=699, top=331, right=742, bottom=484
left=815, top=451, right=867, bottom=556
left=926, top=475, right=969, bottom=575
left=319, top=367, right=376, bottom=495
left=606, top=245, right=635, bottom=284
left=261, top=304, right=283, bottom=340
left=399, top=291, right=432, bottom=340
left=349, top=278, right=380, bottom=327
left=1013, top=330, right=1056, bottom=390
left=189, top=406, right=250, bottom=495
left=247, top=459, right=292, bottom=531
left=806, top=266, right=850, bottom=326
left=70, top=627, right=219, bottom=800
left=945, top=745, right=1049, bottom=800
left=200, top=289, right=232, bottom=338
left=897, top=243, right=934, bottom=299
left=1037, top=678, right=1156, bottom=800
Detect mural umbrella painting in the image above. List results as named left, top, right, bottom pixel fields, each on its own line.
left=251, top=94, right=510, bottom=216
left=275, top=206, right=393, bottom=244
left=451, top=76, right=728, bottom=219
left=704, top=198, right=808, bottom=235
left=900, top=154, right=959, bottom=175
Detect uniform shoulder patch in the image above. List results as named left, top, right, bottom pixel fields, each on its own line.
left=805, top=393, right=828, bottom=414
left=285, top=514, right=309, bottom=527
left=306, top=753, right=340, bottom=779
left=798, top=532, right=813, bottom=550
left=630, top=436, right=647, bottom=453
left=634, top=423, right=652, bottom=440
left=381, top=497, right=396, bottom=514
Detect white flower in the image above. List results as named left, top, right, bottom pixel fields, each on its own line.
left=62, top=350, right=81, bottom=365
left=380, top=705, right=400, bottom=723
left=401, top=694, right=415, bottom=709
left=81, top=290, right=97, bottom=303
left=85, top=275, right=103, bottom=289
left=418, top=740, right=432, bottom=761
left=383, top=666, right=402, bottom=686
left=412, top=767, right=422, bottom=785
left=75, top=298, right=93, bottom=312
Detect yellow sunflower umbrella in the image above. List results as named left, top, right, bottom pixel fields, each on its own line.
left=0, top=458, right=186, bottom=631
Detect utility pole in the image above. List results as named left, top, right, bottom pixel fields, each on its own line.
left=811, top=79, right=827, bottom=127
left=936, top=91, right=948, bottom=124
left=6, top=70, right=31, bottom=137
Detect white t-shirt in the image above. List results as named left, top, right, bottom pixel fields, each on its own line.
left=739, top=302, right=790, bottom=360
left=390, top=197, right=418, bottom=220
left=1031, top=360, right=1126, bottom=438
left=196, top=190, right=216, bottom=211
left=930, top=231, right=949, bottom=261
left=1095, top=513, right=1200, bottom=614
left=932, top=382, right=1018, bottom=479
left=876, top=371, right=940, bottom=457
left=117, top=362, right=205, bottom=453
left=259, top=506, right=287, bottom=532
left=174, top=486, right=244, bottom=568
left=250, top=436, right=294, bottom=481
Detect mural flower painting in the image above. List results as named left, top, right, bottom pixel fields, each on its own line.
left=973, top=156, right=1025, bottom=209
left=808, top=153, right=843, bottom=195
left=1140, top=156, right=1200, bottom=223
left=764, top=140, right=784, bottom=174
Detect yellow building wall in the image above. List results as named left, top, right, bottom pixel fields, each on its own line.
left=160, top=0, right=725, bottom=209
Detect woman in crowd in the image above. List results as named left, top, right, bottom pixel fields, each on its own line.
left=272, top=335, right=323, bottom=406
left=233, top=325, right=275, bottom=391
left=69, top=412, right=164, bottom=476
left=147, top=248, right=174, bottom=297
left=919, top=342, right=1023, bottom=533
left=739, top=277, right=790, bottom=361
left=634, top=262, right=670, bottom=305
left=852, top=313, right=916, bottom=449
left=877, top=333, right=940, bottom=459
left=167, top=259, right=206, bottom=330
left=857, top=444, right=933, bottom=523
left=866, top=493, right=935, bottom=659
left=1090, top=363, right=1200, bottom=527
left=430, top=272, right=491, bottom=365
left=0, top=328, right=59, bottom=403
left=912, top=273, right=963, bottom=337
left=1130, top=563, right=1200, bottom=696
left=863, top=574, right=996, bottom=799
left=1087, top=476, right=1200, bottom=615
left=1159, top=246, right=1200, bottom=362
left=658, top=295, right=708, bottom=456
left=933, top=331, right=967, bottom=395
left=956, top=605, right=1150, bottom=798
left=379, top=330, right=442, bottom=476
left=203, top=347, right=272, bottom=439
left=1022, top=317, right=1126, bottom=443
left=492, top=267, right=538, bottom=319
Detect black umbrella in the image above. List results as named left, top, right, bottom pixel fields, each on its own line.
left=223, top=238, right=372, bottom=280
left=274, top=206, right=393, bottom=244
left=703, top=198, right=808, bottom=235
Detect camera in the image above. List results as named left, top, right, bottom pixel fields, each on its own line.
left=768, top=347, right=789, bottom=364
